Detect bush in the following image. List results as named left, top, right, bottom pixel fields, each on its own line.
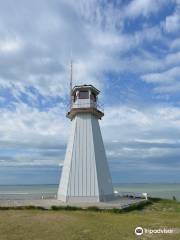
left=0, top=205, right=46, bottom=210
left=172, top=196, right=177, bottom=201
left=87, top=206, right=101, bottom=212
left=51, top=205, right=82, bottom=211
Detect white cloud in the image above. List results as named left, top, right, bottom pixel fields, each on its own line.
left=162, top=0, right=180, bottom=33
left=170, top=37, right=180, bottom=50
left=142, top=66, right=180, bottom=83
left=0, top=0, right=167, bottom=99
left=165, top=14, right=180, bottom=33
left=1, top=102, right=180, bottom=167
left=124, top=0, right=168, bottom=18
left=0, top=0, right=97, bottom=97
left=0, top=102, right=69, bottom=166
left=70, top=0, right=123, bottom=31
left=164, top=5, right=180, bottom=33
left=0, top=0, right=180, bottom=174
left=0, top=0, right=176, bottom=98
left=0, top=38, right=22, bottom=53
left=102, top=104, right=180, bottom=148
left=142, top=67, right=180, bottom=93
left=101, top=104, right=180, bottom=167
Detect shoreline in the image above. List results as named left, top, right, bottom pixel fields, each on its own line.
left=1, top=183, right=179, bottom=200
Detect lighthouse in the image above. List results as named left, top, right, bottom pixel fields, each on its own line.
left=58, top=84, right=114, bottom=202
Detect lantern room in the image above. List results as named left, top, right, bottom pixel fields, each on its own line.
left=67, top=85, right=104, bottom=120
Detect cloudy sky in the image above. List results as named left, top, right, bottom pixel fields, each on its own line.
left=0, top=0, right=180, bottom=184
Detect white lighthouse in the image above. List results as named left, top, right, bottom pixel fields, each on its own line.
left=58, top=84, right=114, bottom=202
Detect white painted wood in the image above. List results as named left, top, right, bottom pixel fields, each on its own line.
left=72, top=98, right=97, bottom=109
left=58, top=85, right=114, bottom=203
left=58, top=112, right=114, bottom=202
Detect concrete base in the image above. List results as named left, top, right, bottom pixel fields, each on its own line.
left=58, top=194, right=115, bottom=203
left=0, top=196, right=146, bottom=210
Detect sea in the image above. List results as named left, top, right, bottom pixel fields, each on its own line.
left=0, top=183, right=179, bottom=201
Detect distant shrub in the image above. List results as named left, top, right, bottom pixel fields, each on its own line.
left=51, top=206, right=61, bottom=210
left=149, top=197, right=161, bottom=202
left=51, top=205, right=82, bottom=211
left=87, top=206, right=101, bottom=212
left=0, top=207, right=10, bottom=210
left=172, top=196, right=177, bottom=201
left=0, top=205, right=46, bottom=210
left=64, top=205, right=81, bottom=211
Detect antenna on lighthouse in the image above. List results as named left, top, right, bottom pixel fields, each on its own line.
left=69, top=59, right=73, bottom=107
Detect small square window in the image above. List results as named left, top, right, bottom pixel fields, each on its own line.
left=79, top=91, right=89, bottom=99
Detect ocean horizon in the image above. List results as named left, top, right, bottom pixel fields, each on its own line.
left=0, top=183, right=179, bottom=201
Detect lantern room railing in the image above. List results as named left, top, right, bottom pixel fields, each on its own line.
left=67, top=99, right=104, bottom=114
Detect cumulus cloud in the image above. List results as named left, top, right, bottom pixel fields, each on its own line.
left=142, top=67, right=180, bottom=93
left=101, top=105, right=180, bottom=172
left=1, top=100, right=180, bottom=173
left=142, top=67, right=180, bottom=83
left=0, top=0, right=180, bottom=182
left=0, top=0, right=96, bottom=97
left=164, top=1, right=180, bottom=33
left=170, top=37, right=180, bottom=50
left=165, top=14, right=180, bottom=33
left=0, top=0, right=170, bottom=98
left=0, top=102, right=68, bottom=166
left=124, top=0, right=170, bottom=18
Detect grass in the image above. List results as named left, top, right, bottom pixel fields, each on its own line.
left=0, top=198, right=179, bottom=240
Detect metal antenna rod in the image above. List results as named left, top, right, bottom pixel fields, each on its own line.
left=70, top=60, right=73, bottom=107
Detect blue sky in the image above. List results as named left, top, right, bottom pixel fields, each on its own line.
left=0, top=0, right=180, bottom=184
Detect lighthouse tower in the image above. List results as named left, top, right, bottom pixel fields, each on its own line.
left=58, top=85, right=114, bottom=202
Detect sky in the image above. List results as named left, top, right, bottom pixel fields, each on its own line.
left=0, top=0, right=180, bottom=184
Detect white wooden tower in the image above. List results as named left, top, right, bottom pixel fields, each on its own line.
left=58, top=85, right=114, bottom=202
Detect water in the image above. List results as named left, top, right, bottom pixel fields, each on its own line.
left=0, top=183, right=179, bottom=201
left=0, top=185, right=57, bottom=200
left=114, top=183, right=180, bottom=201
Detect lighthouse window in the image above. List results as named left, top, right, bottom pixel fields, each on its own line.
left=79, top=91, right=89, bottom=99
left=90, top=92, right=96, bottom=102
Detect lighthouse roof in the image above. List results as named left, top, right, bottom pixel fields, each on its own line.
left=72, top=85, right=100, bottom=96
